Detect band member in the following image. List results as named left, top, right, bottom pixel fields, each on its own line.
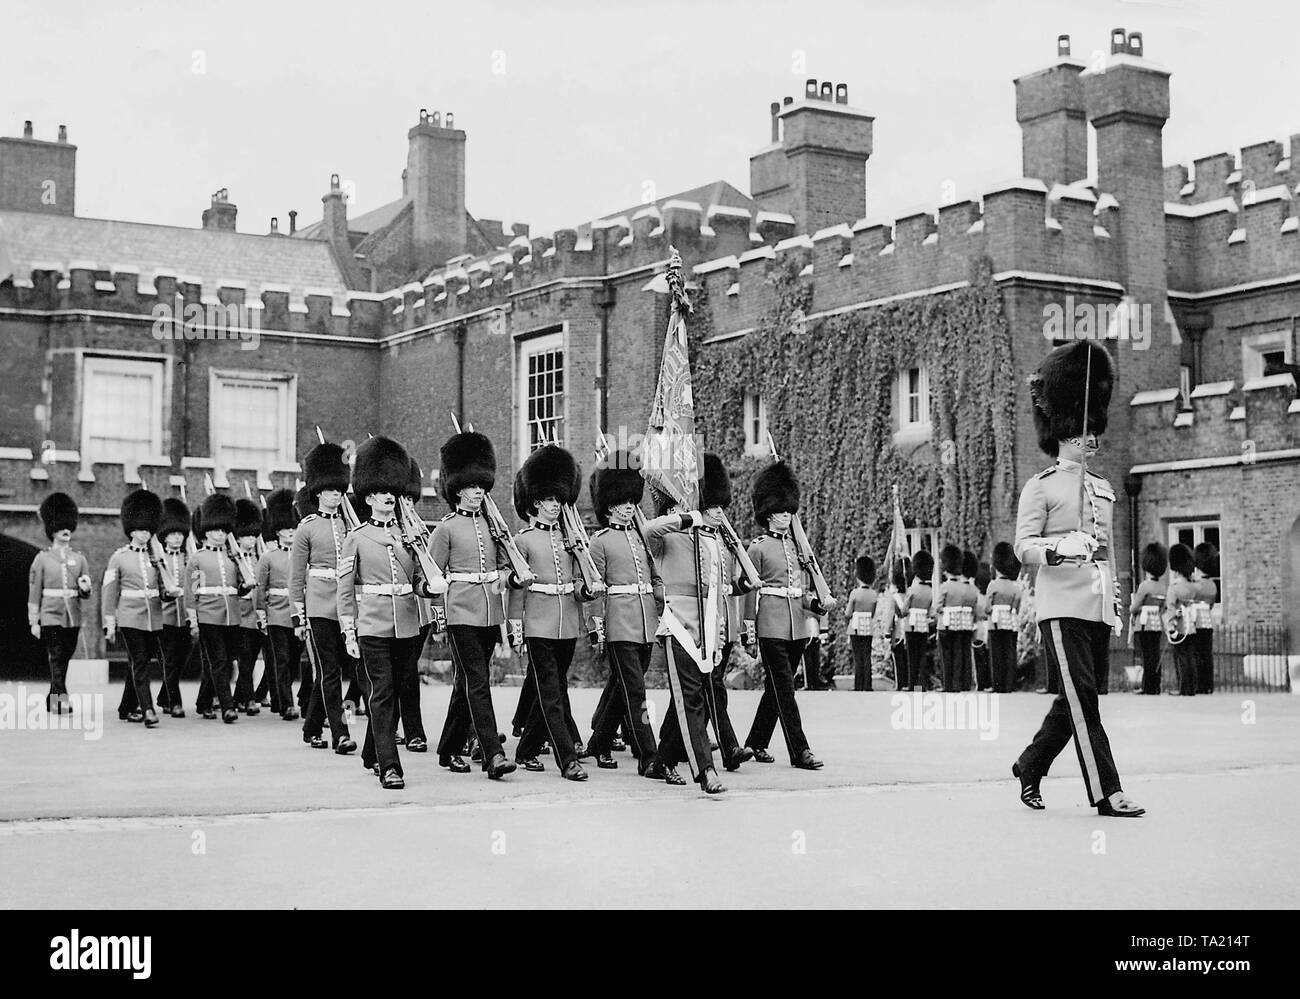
left=935, top=544, right=980, bottom=692
left=844, top=556, right=876, bottom=691
left=903, top=550, right=935, bottom=692
left=1192, top=542, right=1219, bottom=694
left=585, top=451, right=662, bottom=772
left=230, top=499, right=263, bottom=714
left=741, top=459, right=830, bottom=770
left=1166, top=543, right=1199, bottom=697
left=986, top=542, right=1022, bottom=693
left=430, top=429, right=516, bottom=780
left=28, top=492, right=91, bottom=713
left=396, top=457, right=433, bottom=752
left=292, top=441, right=357, bottom=754
left=1130, top=542, right=1167, bottom=695
left=104, top=489, right=170, bottom=728
left=1012, top=339, right=1144, bottom=817
left=188, top=494, right=243, bottom=723
left=505, top=444, right=598, bottom=781
left=255, top=489, right=301, bottom=721
left=153, top=497, right=192, bottom=717
left=889, top=556, right=910, bottom=691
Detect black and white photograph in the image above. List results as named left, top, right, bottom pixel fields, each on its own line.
left=0, top=0, right=1294, bottom=965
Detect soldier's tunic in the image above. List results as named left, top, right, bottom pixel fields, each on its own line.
left=187, top=543, right=242, bottom=714
left=742, top=529, right=816, bottom=763
left=1014, top=458, right=1126, bottom=806
left=985, top=574, right=1021, bottom=693
left=291, top=509, right=352, bottom=745
left=902, top=577, right=934, bottom=692
left=28, top=545, right=90, bottom=709
left=338, top=517, right=430, bottom=777
left=154, top=545, right=192, bottom=712
left=103, top=543, right=166, bottom=717
left=586, top=521, right=660, bottom=762
left=1165, top=575, right=1200, bottom=697
left=1129, top=575, right=1166, bottom=695
left=935, top=575, right=982, bottom=692
left=430, top=508, right=510, bottom=768
left=256, top=540, right=299, bottom=715
left=1191, top=575, right=1218, bottom=694
left=232, top=542, right=262, bottom=708
left=844, top=583, right=877, bottom=691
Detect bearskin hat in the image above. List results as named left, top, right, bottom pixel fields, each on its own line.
left=159, top=497, right=190, bottom=542
left=751, top=459, right=799, bottom=524
left=855, top=554, right=876, bottom=585
left=962, top=550, right=979, bottom=580
left=233, top=498, right=263, bottom=539
left=120, top=489, right=163, bottom=537
left=38, top=492, right=78, bottom=540
left=701, top=453, right=732, bottom=511
left=590, top=451, right=645, bottom=527
left=939, top=543, right=964, bottom=577
left=1168, top=543, right=1195, bottom=578
left=197, top=494, right=234, bottom=537
left=1028, top=340, right=1115, bottom=456
left=1141, top=542, right=1168, bottom=578
left=891, top=556, right=910, bottom=592
left=440, top=431, right=496, bottom=505
left=265, top=489, right=298, bottom=535
left=912, top=549, right=934, bottom=582
left=512, top=469, right=529, bottom=522
left=1193, top=541, right=1220, bottom=577
left=353, top=435, right=411, bottom=501
left=974, top=562, right=992, bottom=594
left=293, top=486, right=316, bottom=520
left=303, top=441, right=350, bottom=499
left=992, top=541, right=1020, bottom=579
left=521, top=444, right=579, bottom=510
left=406, top=457, right=426, bottom=504
left=191, top=505, right=204, bottom=541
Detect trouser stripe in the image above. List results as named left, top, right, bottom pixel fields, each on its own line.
left=1048, top=620, right=1100, bottom=802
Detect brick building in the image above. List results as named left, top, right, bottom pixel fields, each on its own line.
left=1, top=28, right=1297, bottom=672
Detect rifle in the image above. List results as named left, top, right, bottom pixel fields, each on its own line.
left=179, top=481, right=198, bottom=556
left=315, top=426, right=362, bottom=530
left=560, top=503, right=602, bottom=593
left=716, top=512, right=761, bottom=590
left=245, top=479, right=267, bottom=559
left=766, top=433, right=834, bottom=609
left=202, top=472, right=256, bottom=589
left=451, top=412, right=534, bottom=584
left=397, top=494, right=449, bottom=595
left=149, top=536, right=183, bottom=598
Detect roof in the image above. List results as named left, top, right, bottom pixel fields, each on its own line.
left=295, top=196, right=412, bottom=241
left=0, top=210, right=349, bottom=298
left=593, top=179, right=757, bottom=228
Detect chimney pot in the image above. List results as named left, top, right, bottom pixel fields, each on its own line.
left=58, top=124, right=67, bottom=142
left=805, top=79, right=818, bottom=99
left=1057, top=33, right=1071, bottom=57
left=820, top=81, right=833, bottom=101
left=783, top=96, right=793, bottom=106
left=23, top=120, right=33, bottom=138
left=835, top=83, right=848, bottom=104
left=446, top=112, right=455, bottom=128
left=330, top=173, right=340, bottom=190
left=770, top=102, right=780, bottom=142
left=288, top=210, right=298, bottom=234
left=419, top=108, right=428, bottom=123
left=432, top=111, right=441, bottom=126
left=271, top=217, right=279, bottom=233
left=1110, top=27, right=1127, bottom=54
left=1127, top=32, right=1143, bottom=56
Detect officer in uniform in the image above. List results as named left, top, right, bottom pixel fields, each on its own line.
left=291, top=441, right=358, bottom=754
left=430, top=429, right=517, bottom=780
left=255, top=489, right=301, bottom=721
left=1012, top=339, right=1144, bottom=818
left=742, top=459, right=829, bottom=770
left=395, top=457, right=434, bottom=753
left=28, top=492, right=92, bottom=713
left=153, top=498, right=192, bottom=717
left=231, top=499, right=264, bottom=714
left=188, top=494, right=244, bottom=723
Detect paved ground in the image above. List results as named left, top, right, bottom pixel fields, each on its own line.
left=1, top=680, right=1297, bottom=908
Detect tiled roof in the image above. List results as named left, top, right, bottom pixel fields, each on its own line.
left=0, top=210, right=349, bottom=297
left=295, top=196, right=412, bottom=241
left=594, top=180, right=757, bottom=226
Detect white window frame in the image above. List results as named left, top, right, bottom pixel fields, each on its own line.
left=517, top=330, right=565, bottom=457
left=743, top=392, right=768, bottom=457
left=1242, top=330, right=1292, bottom=381
left=1167, top=518, right=1223, bottom=603
left=897, top=366, right=931, bottom=430
left=80, top=354, right=166, bottom=466
left=905, top=527, right=941, bottom=586
left=208, top=368, right=297, bottom=475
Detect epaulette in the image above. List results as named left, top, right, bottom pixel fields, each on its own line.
left=592, top=527, right=609, bottom=537
left=1086, top=469, right=1108, bottom=481
left=299, top=513, right=319, bottom=525
left=1034, top=466, right=1057, bottom=480
left=518, top=525, right=535, bottom=534
left=440, top=512, right=455, bottom=522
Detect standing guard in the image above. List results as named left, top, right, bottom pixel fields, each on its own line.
left=256, top=489, right=302, bottom=721
left=188, top=494, right=242, bottom=723
left=155, top=497, right=193, bottom=717
left=231, top=499, right=264, bottom=714
left=28, top=492, right=92, bottom=713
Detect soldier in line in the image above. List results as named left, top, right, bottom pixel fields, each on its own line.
left=255, top=489, right=302, bottom=721
left=28, top=492, right=92, bottom=713
left=844, top=555, right=876, bottom=691
left=903, top=550, right=935, bottom=692
left=188, top=494, right=243, bottom=724
left=395, top=457, right=434, bottom=753
left=1129, top=542, right=1168, bottom=695
left=934, top=544, right=980, bottom=693
left=1191, top=542, right=1220, bottom=694
left=154, top=498, right=193, bottom=717
left=889, top=556, right=911, bottom=691
left=1165, top=544, right=1200, bottom=697
left=292, top=487, right=317, bottom=716
left=986, top=542, right=1022, bottom=693
left=231, top=499, right=264, bottom=715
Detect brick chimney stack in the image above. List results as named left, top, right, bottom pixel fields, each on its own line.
left=0, top=120, right=77, bottom=215
left=1014, top=34, right=1088, bottom=187
left=201, top=188, right=237, bottom=231
left=406, top=108, right=467, bottom=270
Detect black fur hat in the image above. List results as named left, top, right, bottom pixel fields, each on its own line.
left=353, top=435, right=411, bottom=501
left=701, top=452, right=732, bottom=511
left=38, top=492, right=78, bottom=539
left=406, top=457, right=426, bottom=503
left=293, top=486, right=316, bottom=520
left=1029, top=340, right=1115, bottom=456
left=265, top=489, right=298, bottom=534
left=121, top=489, right=163, bottom=537
left=751, top=459, right=799, bottom=524
left=199, top=494, right=236, bottom=536
left=159, top=497, right=190, bottom=541
left=891, top=556, right=910, bottom=592
left=912, top=549, right=934, bottom=582
left=975, top=562, right=992, bottom=594
left=1141, top=542, right=1168, bottom=578
left=440, top=431, right=496, bottom=505
left=1193, top=541, right=1219, bottom=577
left=1169, top=543, right=1195, bottom=578
left=962, top=550, right=979, bottom=580
left=191, top=505, right=204, bottom=541
left=512, top=469, right=530, bottom=522
left=303, top=441, right=350, bottom=499
left=992, top=541, right=1021, bottom=578
left=855, top=554, right=876, bottom=585
left=939, top=543, right=963, bottom=576
left=234, top=498, right=263, bottom=538
left=521, top=444, right=580, bottom=509
left=590, top=451, right=645, bottom=527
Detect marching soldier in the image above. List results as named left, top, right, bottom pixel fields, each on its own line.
left=1192, top=542, right=1219, bottom=694
left=154, top=497, right=192, bottom=717
left=1130, top=542, right=1167, bottom=695
left=291, top=441, right=358, bottom=755
left=934, top=544, right=980, bottom=692
left=986, top=542, right=1022, bottom=693
left=395, top=457, right=434, bottom=753
left=845, top=555, right=876, bottom=691
left=1166, top=544, right=1200, bottom=697
left=741, top=459, right=830, bottom=770
left=187, top=494, right=243, bottom=723
left=28, top=492, right=91, bottom=713
left=292, top=487, right=316, bottom=715
left=1012, top=339, right=1144, bottom=817
left=430, top=429, right=517, bottom=780
left=231, top=499, right=263, bottom=714
left=104, top=489, right=172, bottom=728
left=255, top=489, right=301, bottom=721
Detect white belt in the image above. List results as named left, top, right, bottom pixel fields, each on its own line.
left=449, top=571, right=496, bottom=584
left=43, top=588, right=78, bottom=597
left=308, top=567, right=337, bottom=579
left=361, top=583, right=413, bottom=596
left=196, top=585, right=238, bottom=595
left=607, top=583, right=653, bottom=595
left=120, top=588, right=161, bottom=599
left=760, top=586, right=803, bottom=598
left=529, top=582, right=575, bottom=595
left=268, top=587, right=290, bottom=596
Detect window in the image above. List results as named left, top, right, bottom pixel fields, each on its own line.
left=1178, top=364, right=1193, bottom=409
left=81, top=356, right=165, bottom=464
left=905, top=527, right=940, bottom=583
left=1261, top=349, right=1287, bottom=375
left=1242, top=330, right=1292, bottom=381
left=743, top=393, right=768, bottom=457
left=519, top=332, right=564, bottom=453
left=1168, top=519, right=1222, bottom=602
left=898, top=367, right=931, bottom=429
left=209, top=370, right=296, bottom=473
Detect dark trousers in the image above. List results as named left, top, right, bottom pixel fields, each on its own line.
left=232, top=627, right=262, bottom=706
left=588, top=641, right=657, bottom=761
left=264, top=626, right=297, bottom=715
left=1173, top=639, right=1197, bottom=696
left=196, top=624, right=238, bottom=712
left=343, top=656, right=364, bottom=716
left=654, top=637, right=713, bottom=780
left=706, top=642, right=742, bottom=758
left=41, top=625, right=79, bottom=710
left=938, top=630, right=973, bottom=692
left=973, top=638, right=992, bottom=690
left=516, top=638, right=578, bottom=767
left=1137, top=630, right=1162, bottom=694
left=117, top=627, right=160, bottom=716
left=303, top=618, right=352, bottom=744
left=1018, top=619, right=1121, bottom=806
left=512, top=667, right=536, bottom=737
left=904, top=631, right=931, bottom=691
left=156, top=624, right=192, bottom=711
left=358, top=634, right=416, bottom=776
left=398, top=624, right=430, bottom=743
left=989, top=630, right=1018, bottom=693
left=803, top=637, right=830, bottom=689
left=438, top=625, right=504, bottom=768
left=1194, top=629, right=1214, bottom=694
left=892, top=638, right=909, bottom=690
left=746, top=637, right=811, bottom=763
left=851, top=635, right=873, bottom=691
left=297, top=646, right=313, bottom=714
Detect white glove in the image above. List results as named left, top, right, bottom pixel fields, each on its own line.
left=344, top=631, right=360, bottom=659
left=1054, top=531, right=1098, bottom=560
left=103, top=617, right=117, bottom=643
left=77, top=574, right=92, bottom=595
left=30, top=623, right=41, bottom=640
